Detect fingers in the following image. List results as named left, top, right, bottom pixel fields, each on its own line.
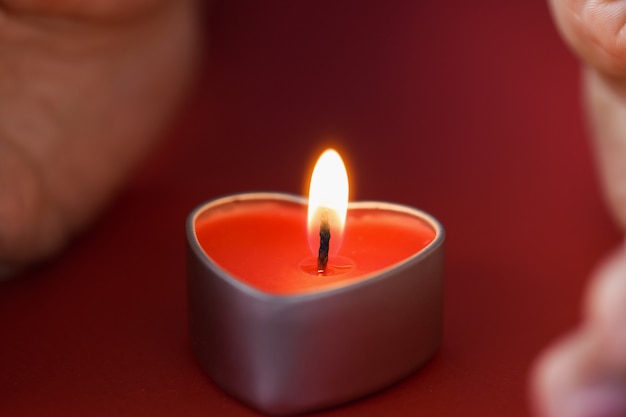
left=532, top=247, right=626, bottom=417
left=548, top=0, right=626, bottom=76
left=532, top=331, right=626, bottom=417
left=0, top=139, right=65, bottom=267
left=548, top=1, right=626, bottom=229
left=540, top=5, right=626, bottom=416
left=585, top=244, right=626, bottom=366
left=0, top=0, right=167, bottom=21
left=0, top=0, right=199, bottom=270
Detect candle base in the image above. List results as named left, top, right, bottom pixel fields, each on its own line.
left=187, top=193, right=445, bottom=416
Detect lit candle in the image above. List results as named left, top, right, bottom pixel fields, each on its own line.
left=306, top=149, right=349, bottom=272
left=187, top=149, right=445, bottom=416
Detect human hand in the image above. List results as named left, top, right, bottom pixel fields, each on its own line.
left=0, top=0, right=199, bottom=276
left=547, top=0, right=626, bottom=230
left=533, top=247, right=626, bottom=417
left=533, top=1, right=626, bottom=416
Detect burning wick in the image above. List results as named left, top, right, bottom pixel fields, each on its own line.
left=317, top=210, right=330, bottom=273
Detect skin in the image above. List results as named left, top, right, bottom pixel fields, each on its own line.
left=0, top=0, right=623, bottom=414
left=0, top=0, right=199, bottom=275
left=534, top=1, right=626, bottom=416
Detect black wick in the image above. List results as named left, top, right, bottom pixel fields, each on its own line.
left=317, top=210, right=330, bottom=273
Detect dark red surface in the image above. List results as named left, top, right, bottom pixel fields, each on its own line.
left=0, top=1, right=621, bottom=416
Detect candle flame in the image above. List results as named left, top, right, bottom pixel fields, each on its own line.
left=307, top=149, right=349, bottom=256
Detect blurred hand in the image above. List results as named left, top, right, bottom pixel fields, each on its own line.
left=534, top=1, right=626, bottom=416
left=533, top=247, right=626, bottom=417
left=0, top=0, right=199, bottom=275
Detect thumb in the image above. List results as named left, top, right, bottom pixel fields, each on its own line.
left=548, top=0, right=626, bottom=77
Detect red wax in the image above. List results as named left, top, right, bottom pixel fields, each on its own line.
left=195, top=198, right=436, bottom=295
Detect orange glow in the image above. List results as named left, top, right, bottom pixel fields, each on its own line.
left=307, top=149, right=349, bottom=256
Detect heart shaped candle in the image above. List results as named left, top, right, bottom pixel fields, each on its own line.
left=187, top=150, right=444, bottom=415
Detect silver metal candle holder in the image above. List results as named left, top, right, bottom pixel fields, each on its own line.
left=187, top=193, right=445, bottom=416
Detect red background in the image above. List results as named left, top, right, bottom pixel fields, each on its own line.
left=0, top=1, right=621, bottom=416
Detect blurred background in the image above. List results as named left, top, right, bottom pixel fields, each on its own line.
left=0, top=1, right=621, bottom=416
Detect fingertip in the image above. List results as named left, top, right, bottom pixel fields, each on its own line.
left=531, top=329, right=626, bottom=417
left=531, top=332, right=589, bottom=417
left=564, top=383, right=626, bottom=417
left=586, top=243, right=626, bottom=365
left=548, top=0, right=626, bottom=76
